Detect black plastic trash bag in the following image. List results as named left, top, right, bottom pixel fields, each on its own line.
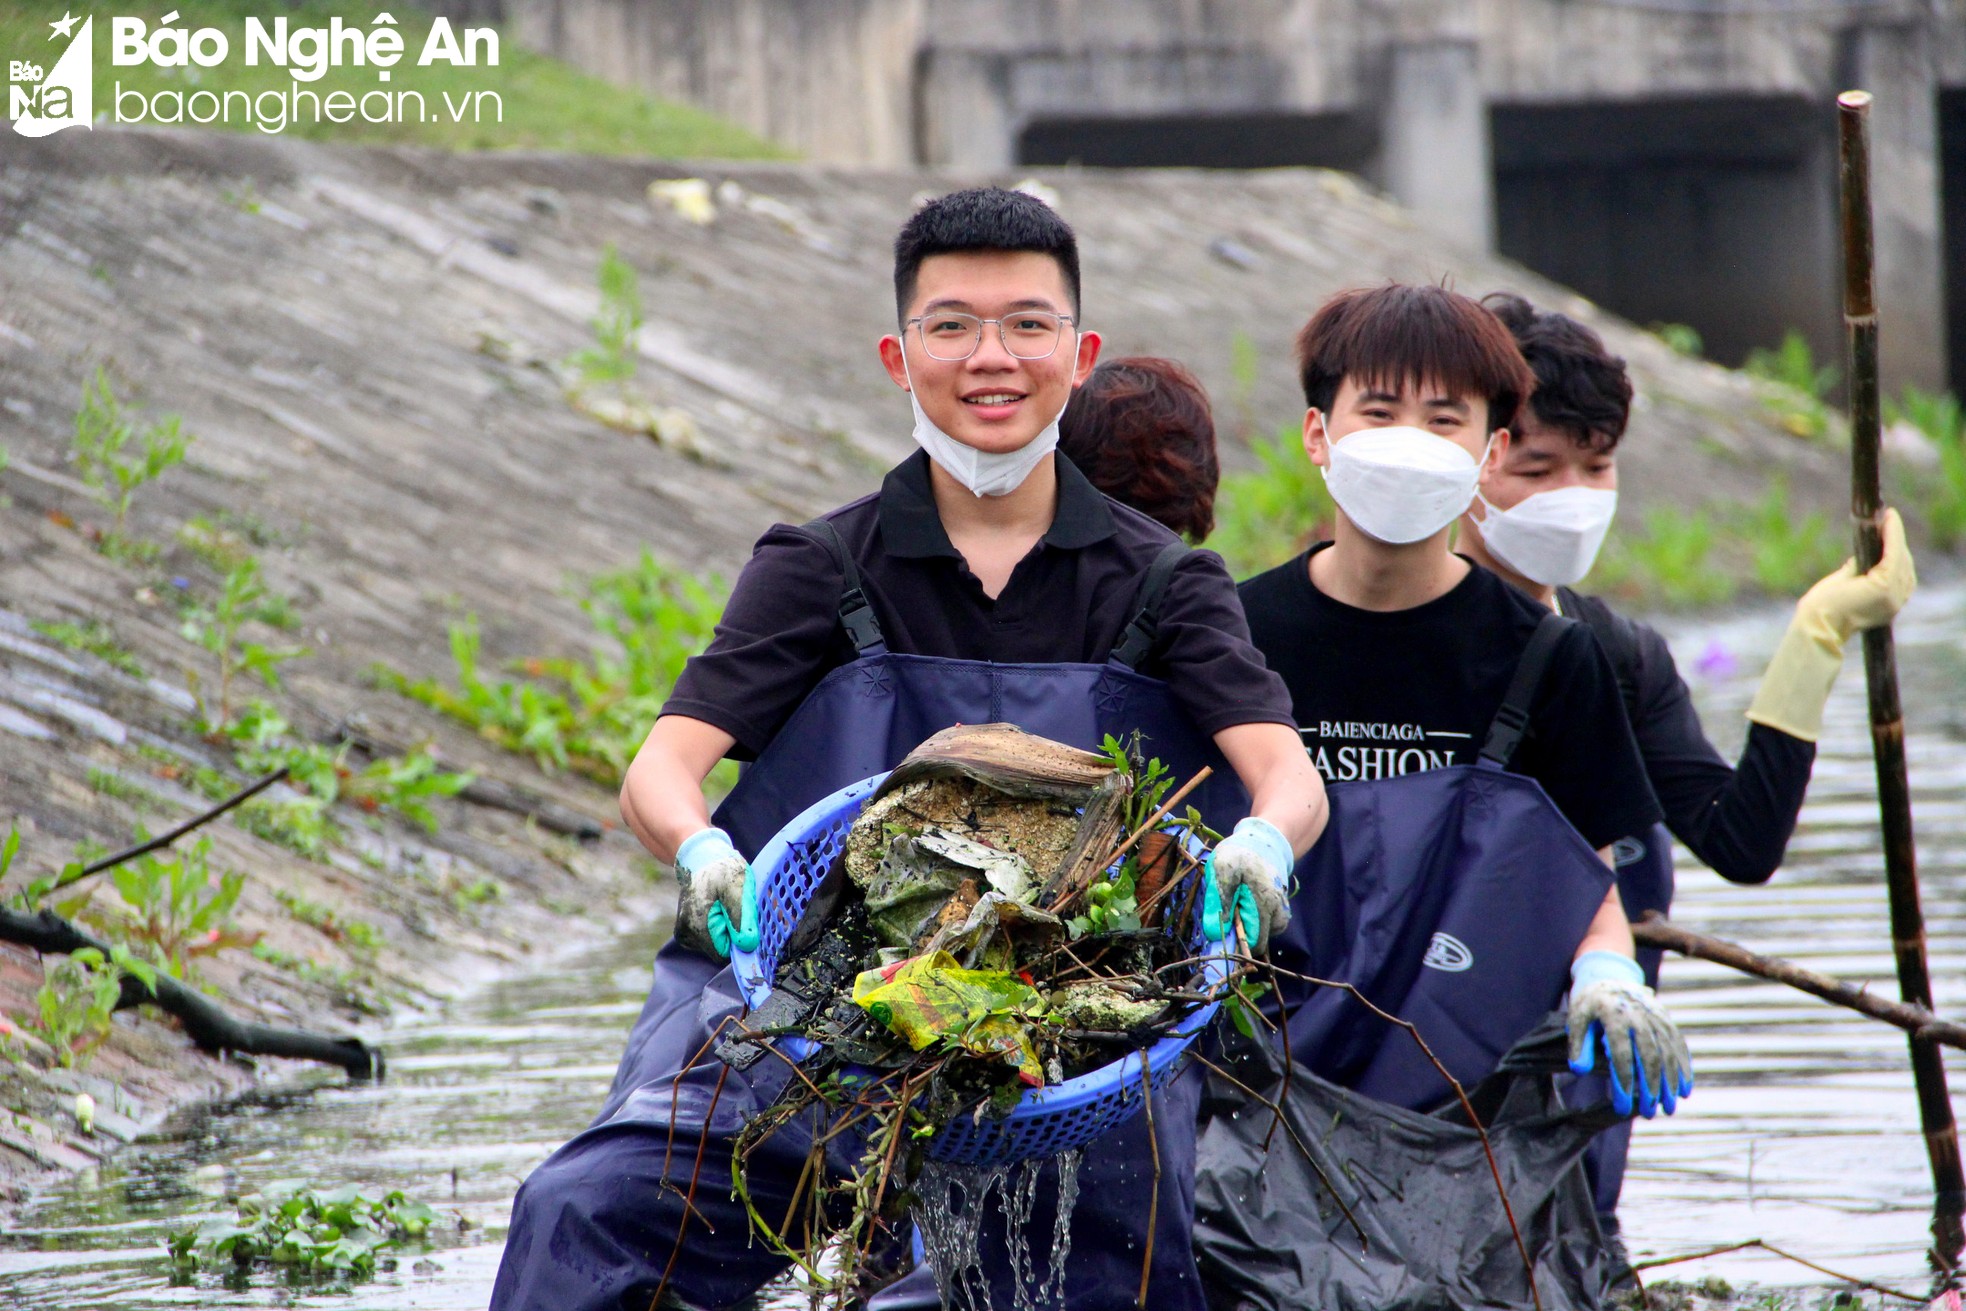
left=1193, top=1012, right=1625, bottom=1311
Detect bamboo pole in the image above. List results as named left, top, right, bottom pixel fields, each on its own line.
left=1838, top=88, right=1966, bottom=1272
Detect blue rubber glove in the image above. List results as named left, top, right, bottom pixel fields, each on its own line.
left=1566, top=950, right=1694, bottom=1118
left=674, top=827, right=758, bottom=960
left=1201, top=816, right=1294, bottom=953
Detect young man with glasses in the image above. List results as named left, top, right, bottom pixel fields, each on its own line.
left=491, top=186, right=1327, bottom=1311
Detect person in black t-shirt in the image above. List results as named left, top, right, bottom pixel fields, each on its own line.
left=1460, top=293, right=1917, bottom=884
left=1236, top=283, right=1691, bottom=1116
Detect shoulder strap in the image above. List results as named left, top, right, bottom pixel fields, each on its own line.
left=1110, top=540, right=1190, bottom=669
left=1561, top=588, right=1641, bottom=719
left=1478, top=611, right=1577, bottom=769
left=799, top=519, right=887, bottom=658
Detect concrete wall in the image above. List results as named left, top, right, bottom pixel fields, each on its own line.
left=489, top=0, right=1962, bottom=391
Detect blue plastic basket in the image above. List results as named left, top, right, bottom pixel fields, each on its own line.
left=731, top=773, right=1230, bottom=1168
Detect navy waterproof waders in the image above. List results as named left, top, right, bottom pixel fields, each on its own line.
left=490, top=532, right=1239, bottom=1311
left=1191, top=613, right=1623, bottom=1310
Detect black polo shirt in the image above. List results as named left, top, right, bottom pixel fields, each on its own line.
left=664, top=450, right=1295, bottom=758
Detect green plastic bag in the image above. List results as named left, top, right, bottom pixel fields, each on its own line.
left=852, top=950, right=1046, bottom=1085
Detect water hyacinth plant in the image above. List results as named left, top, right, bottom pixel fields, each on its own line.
left=168, top=1184, right=440, bottom=1281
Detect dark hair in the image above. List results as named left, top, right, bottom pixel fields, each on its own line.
left=893, top=187, right=1081, bottom=323
left=1059, top=357, right=1220, bottom=542
left=1482, top=293, right=1632, bottom=453
left=1295, top=283, right=1537, bottom=434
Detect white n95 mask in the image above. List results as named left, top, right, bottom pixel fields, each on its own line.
left=902, top=352, right=1064, bottom=498
left=1474, top=485, right=1619, bottom=586
left=1321, top=425, right=1490, bottom=545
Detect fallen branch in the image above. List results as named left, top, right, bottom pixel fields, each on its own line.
left=54, top=766, right=289, bottom=894
left=0, top=905, right=383, bottom=1079
left=1634, top=913, right=1966, bottom=1051
left=1631, top=1237, right=1922, bottom=1304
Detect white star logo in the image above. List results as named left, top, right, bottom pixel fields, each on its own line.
left=49, top=11, right=79, bottom=40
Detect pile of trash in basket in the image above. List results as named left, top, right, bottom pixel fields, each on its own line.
left=720, top=722, right=1228, bottom=1114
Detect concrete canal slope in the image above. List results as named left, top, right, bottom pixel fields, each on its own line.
left=0, top=128, right=1849, bottom=1211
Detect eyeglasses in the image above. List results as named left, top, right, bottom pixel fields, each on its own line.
left=906, top=310, right=1076, bottom=361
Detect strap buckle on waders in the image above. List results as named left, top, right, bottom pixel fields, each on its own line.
left=1478, top=611, right=1577, bottom=770
left=802, top=519, right=889, bottom=658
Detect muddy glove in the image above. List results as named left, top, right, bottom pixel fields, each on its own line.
left=1747, top=507, right=1915, bottom=742
left=1201, top=816, right=1294, bottom=953
left=1567, top=950, right=1694, bottom=1118
left=673, top=827, right=758, bottom=960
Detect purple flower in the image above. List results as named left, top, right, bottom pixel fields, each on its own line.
left=1693, top=641, right=1736, bottom=680
left=170, top=576, right=191, bottom=590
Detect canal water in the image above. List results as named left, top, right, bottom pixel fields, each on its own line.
left=1, top=587, right=1962, bottom=1307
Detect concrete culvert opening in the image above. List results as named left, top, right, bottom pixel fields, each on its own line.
left=1017, top=111, right=1375, bottom=173
left=1492, top=94, right=1840, bottom=371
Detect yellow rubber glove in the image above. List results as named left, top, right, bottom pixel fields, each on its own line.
left=1746, top=507, right=1916, bottom=742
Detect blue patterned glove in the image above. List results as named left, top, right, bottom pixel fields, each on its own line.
left=1567, top=950, right=1694, bottom=1118
left=674, top=827, right=758, bottom=960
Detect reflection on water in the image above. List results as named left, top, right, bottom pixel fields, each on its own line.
left=2, top=588, right=1963, bottom=1305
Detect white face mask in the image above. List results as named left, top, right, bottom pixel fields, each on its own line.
left=1473, top=485, right=1619, bottom=586
left=1320, top=425, right=1491, bottom=545
left=901, top=350, right=1066, bottom=499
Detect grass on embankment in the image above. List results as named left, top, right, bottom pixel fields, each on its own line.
left=2, top=0, right=788, bottom=157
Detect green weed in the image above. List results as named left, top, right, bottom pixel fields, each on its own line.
left=86, top=769, right=169, bottom=813
left=2, top=828, right=95, bottom=918
left=226, top=701, right=471, bottom=833
left=94, top=836, right=255, bottom=980
left=1888, top=387, right=1966, bottom=549
left=179, top=558, right=307, bottom=730
left=1650, top=322, right=1705, bottom=358
left=1208, top=422, right=1335, bottom=579
left=1592, top=505, right=1735, bottom=609
left=71, top=367, right=191, bottom=545
left=249, top=942, right=387, bottom=1014
left=381, top=551, right=726, bottom=785
left=177, top=513, right=258, bottom=573
left=568, top=244, right=643, bottom=387
left=18, top=946, right=157, bottom=1070
left=450, top=877, right=503, bottom=913
left=236, top=796, right=335, bottom=859
left=1740, top=476, right=1844, bottom=595
left=31, top=619, right=144, bottom=678
left=1744, top=330, right=1839, bottom=441
left=220, top=179, right=262, bottom=215
left=168, top=1183, right=438, bottom=1281
left=275, top=890, right=382, bottom=952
